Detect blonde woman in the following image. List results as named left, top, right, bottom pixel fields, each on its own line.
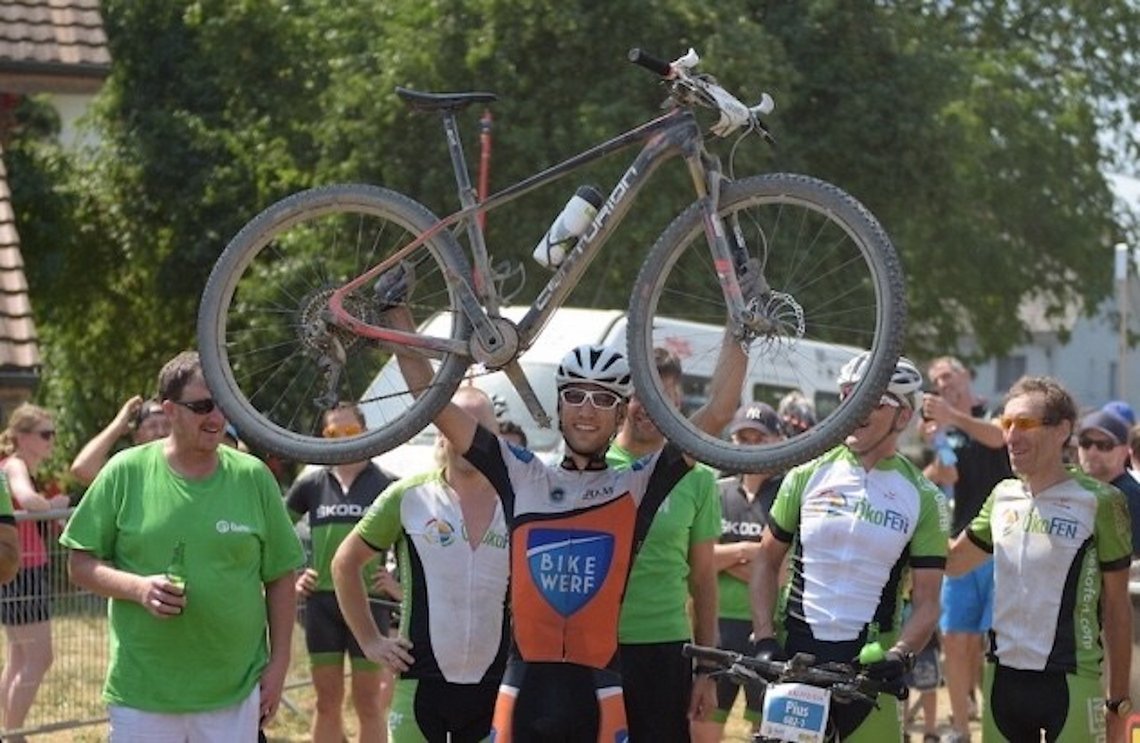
left=0, top=404, right=68, bottom=735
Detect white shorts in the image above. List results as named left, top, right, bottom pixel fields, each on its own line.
left=109, top=687, right=259, bottom=742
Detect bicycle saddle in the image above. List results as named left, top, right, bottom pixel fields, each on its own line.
left=396, top=87, right=498, bottom=112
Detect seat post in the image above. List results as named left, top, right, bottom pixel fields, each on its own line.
left=441, top=113, right=479, bottom=212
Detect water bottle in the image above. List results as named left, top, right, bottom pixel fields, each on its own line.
left=532, top=185, right=604, bottom=268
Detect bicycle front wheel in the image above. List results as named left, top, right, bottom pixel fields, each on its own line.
left=627, top=173, right=906, bottom=474
left=198, top=184, right=472, bottom=464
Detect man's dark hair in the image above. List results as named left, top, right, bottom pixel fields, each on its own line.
left=157, top=351, right=203, bottom=402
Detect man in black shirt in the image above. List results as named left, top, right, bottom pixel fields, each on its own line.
left=1077, top=408, right=1140, bottom=557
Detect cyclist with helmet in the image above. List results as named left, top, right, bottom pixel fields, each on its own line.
left=750, top=353, right=950, bottom=743
left=382, top=305, right=745, bottom=742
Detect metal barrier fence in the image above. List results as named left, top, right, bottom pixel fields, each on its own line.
left=0, top=509, right=316, bottom=739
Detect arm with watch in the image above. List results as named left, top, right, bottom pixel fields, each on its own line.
left=1103, top=566, right=1133, bottom=738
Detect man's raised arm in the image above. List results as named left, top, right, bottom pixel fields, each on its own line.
left=383, top=306, right=478, bottom=455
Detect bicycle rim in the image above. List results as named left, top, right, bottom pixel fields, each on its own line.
left=198, top=184, right=472, bottom=464
left=627, top=173, right=906, bottom=474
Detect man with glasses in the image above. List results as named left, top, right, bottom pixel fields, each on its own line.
left=948, top=376, right=1133, bottom=743
left=1077, top=408, right=1140, bottom=559
left=750, top=353, right=949, bottom=743
left=384, top=304, right=745, bottom=742
left=60, top=351, right=305, bottom=742
left=692, top=402, right=785, bottom=743
left=287, top=403, right=397, bottom=743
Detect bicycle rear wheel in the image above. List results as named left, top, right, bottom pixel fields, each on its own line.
left=198, top=184, right=472, bottom=464
left=627, top=173, right=905, bottom=474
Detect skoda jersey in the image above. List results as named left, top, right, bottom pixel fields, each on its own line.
left=717, top=475, right=780, bottom=620
left=464, top=425, right=689, bottom=670
left=966, top=469, right=1131, bottom=677
left=286, top=463, right=394, bottom=592
left=769, top=447, right=949, bottom=643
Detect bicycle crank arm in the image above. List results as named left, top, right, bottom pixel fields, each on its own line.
left=500, top=360, right=553, bottom=429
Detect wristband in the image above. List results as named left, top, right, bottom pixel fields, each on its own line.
left=693, top=664, right=718, bottom=676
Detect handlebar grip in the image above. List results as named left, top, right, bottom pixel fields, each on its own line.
left=681, top=643, right=737, bottom=666
left=628, top=48, right=672, bottom=77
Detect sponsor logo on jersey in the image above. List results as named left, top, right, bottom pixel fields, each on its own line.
left=526, top=528, right=614, bottom=617
left=581, top=485, right=614, bottom=502
left=423, top=518, right=456, bottom=547
left=216, top=520, right=252, bottom=534
left=853, top=499, right=910, bottom=533
left=803, top=489, right=909, bottom=532
left=462, top=524, right=508, bottom=549
left=803, top=489, right=848, bottom=517
left=1022, top=511, right=1079, bottom=539
left=722, top=519, right=764, bottom=537
left=550, top=487, right=566, bottom=503
left=316, top=503, right=366, bottom=520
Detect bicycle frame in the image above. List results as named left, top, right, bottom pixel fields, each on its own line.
left=326, top=103, right=752, bottom=363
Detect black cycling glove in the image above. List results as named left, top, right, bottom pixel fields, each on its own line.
left=859, top=648, right=914, bottom=683
left=751, top=636, right=787, bottom=663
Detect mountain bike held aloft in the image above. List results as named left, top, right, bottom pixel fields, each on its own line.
left=196, top=47, right=907, bottom=471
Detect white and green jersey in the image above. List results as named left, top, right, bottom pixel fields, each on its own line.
left=966, top=469, right=1132, bottom=678
left=354, top=469, right=510, bottom=685
left=769, top=447, right=949, bottom=645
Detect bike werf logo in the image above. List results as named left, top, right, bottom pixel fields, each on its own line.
left=526, top=528, right=614, bottom=617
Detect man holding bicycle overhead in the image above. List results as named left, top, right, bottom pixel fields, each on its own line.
left=750, top=353, right=950, bottom=743
left=948, top=376, right=1132, bottom=743
left=383, top=305, right=744, bottom=742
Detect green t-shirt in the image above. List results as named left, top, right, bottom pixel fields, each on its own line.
left=59, top=442, right=305, bottom=713
left=608, top=444, right=722, bottom=643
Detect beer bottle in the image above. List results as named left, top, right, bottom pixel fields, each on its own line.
left=166, top=540, right=187, bottom=593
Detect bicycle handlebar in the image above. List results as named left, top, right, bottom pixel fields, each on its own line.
left=628, top=47, right=775, bottom=139
left=682, top=643, right=909, bottom=704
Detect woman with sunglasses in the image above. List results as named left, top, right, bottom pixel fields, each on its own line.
left=383, top=303, right=746, bottom=743
left=0, top=403, right=70, bottom=736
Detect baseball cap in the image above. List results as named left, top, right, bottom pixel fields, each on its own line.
left=728, top=402, right=781, bottom=437
left=1077, top=410, right=1129, bottom=446
left=1103, top=400, right=1136, bottom=425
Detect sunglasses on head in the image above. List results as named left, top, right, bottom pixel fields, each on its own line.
left=997, top=415, right=1056, bottom=432
left=1077, top=437, right=1117, bottom=452
left=559, top=388, right=622, bottom=410
left=323, top=422, right=364, bottom=439
left=172, top=398, right=218, bottom=416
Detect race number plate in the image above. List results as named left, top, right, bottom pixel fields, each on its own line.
left=759, top=682, right=831, bottom=743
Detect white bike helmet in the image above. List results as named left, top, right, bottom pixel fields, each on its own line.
left=555, top=344, right=633, bottom=399
left=837, top=352, right=923, bottom=410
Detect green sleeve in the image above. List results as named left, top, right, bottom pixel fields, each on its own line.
left=769, top=464, right=806, bottom=538
left=59, top=457, right=124, bottom=559
left=0, top=472, right=13, bottom=518
left=690, top=465, right=722, bottom=543
left=967, top=489, right=997, bottom=549
left=257, top=464, right=306, bottom=582
left=1095, top=484, right=1133, bottom=568
left=355, top=476, right=418, bottom=550
left=910, top=479, right=950, bottom=561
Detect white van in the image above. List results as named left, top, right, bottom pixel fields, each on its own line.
left=361, top=306, right=859, bottom=477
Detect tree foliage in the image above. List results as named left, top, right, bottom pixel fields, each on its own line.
left=7, top=0, right=1139, bottom=448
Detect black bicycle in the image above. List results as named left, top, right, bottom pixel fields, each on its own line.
left=683, top=643, right=908, bottom=742
left=197, top=47, right=906, bottom=469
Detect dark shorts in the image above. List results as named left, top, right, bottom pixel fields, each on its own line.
left=713, top=619, right=763, bottom=721
left=0, top=565, right=51, bottom=626
left=304, top=590, right=392, bottom=668
left=619, top=641, right=692, bottom=743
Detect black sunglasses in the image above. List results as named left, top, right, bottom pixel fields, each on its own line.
left=1077, top=437, right=1116, bottom=452
left=172, top=398, right=218, bottom=415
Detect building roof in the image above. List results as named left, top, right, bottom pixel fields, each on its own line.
left=0, top=0, right=111, bottom=93
left=0, top=147, right=40, bottom=374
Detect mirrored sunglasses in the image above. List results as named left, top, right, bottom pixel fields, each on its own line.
left=323, top=423, right=364, bottom=438
left=998, top=415, right=1052, bottom=432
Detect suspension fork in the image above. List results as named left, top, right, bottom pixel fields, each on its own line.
left=683, top=147, right=767, bottom=340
